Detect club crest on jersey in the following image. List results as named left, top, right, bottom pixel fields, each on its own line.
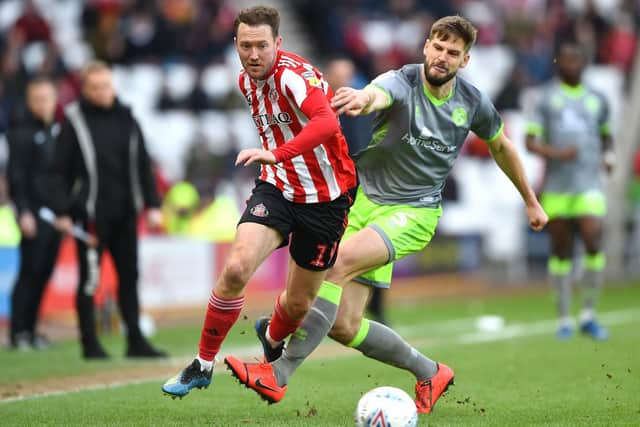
left=268, top=88, right=279, bottom=102
left=451, top=107, right=468, bottom=127
left=245, top=92, right=252, bottom=105
left=250, top=203, right=269, bottom=218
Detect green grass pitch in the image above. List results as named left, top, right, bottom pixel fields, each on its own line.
left=1, top=281, right=639, bottom=426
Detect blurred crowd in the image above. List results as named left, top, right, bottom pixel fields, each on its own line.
left=0, top=0, right=639, bottom=238
left=296, top=0, right=639, bottom=101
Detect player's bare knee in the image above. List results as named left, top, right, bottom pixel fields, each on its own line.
left=326, top=258, right=352, bottom=284
left=221, top=258, right=251, bottom=290
left=329, top=317, right=358, bottom=345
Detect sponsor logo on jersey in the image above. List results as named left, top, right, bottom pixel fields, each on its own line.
left=401, top=133, right=457, bottom=153
left=250, top=203, right=269, bottom=218
left=252, top=112, right=293, bottom=127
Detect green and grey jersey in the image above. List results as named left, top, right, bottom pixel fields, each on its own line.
left=526, top=80, right=611, bottom=193
left=356, top=63, right=503, bottom=207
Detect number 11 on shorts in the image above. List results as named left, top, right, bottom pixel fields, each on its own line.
left=310, top=241, right=338, bottom=268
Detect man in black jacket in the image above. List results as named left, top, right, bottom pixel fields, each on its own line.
left=7, top=77, right=61, bottom=350
left=50, top=61, right=166, bottom=359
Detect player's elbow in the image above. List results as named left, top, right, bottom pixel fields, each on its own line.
left=324, top=112, right=340, bottom=135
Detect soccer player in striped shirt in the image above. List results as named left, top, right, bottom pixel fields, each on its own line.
left=228, top=15, right=548, bottom=414
left=162, top=5, right=356, bottom=398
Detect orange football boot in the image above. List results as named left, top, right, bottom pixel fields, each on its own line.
left=414, top=362, right=455, bottom=414
left=224, top=355, right=287, bottom=403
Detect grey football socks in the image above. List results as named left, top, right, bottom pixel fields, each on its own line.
left=549, top=256, right=573, bottom=327
left=348, top=318, right=438, bottom=381
left=272, top=281, right=342, bottom=387
left=580, top=253, right=605, bottom=322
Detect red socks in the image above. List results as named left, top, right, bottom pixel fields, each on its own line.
left=198, top=292, right=244, bottom=361
left=268, top=295, right=301, bottom=342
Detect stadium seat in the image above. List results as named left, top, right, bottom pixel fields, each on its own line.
left=201, top=64, right=233, bottom=102
left=199, top=111, right=232, bottom=155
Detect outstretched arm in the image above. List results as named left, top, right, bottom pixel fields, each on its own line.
left=331, top=85, right=390, bottom=116
left=488, top=132, right=548, bottom=231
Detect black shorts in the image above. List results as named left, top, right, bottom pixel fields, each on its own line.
left=239, top=180, right=352, bottom=271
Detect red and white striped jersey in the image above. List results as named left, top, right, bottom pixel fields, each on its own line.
left=238, top=50, right=356, bottom=204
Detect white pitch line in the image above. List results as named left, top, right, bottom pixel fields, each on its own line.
left=455, top=308, right=640, bottom=344
left=2, top=308, right=638, bottom=404
left=0, top=344, right=263, bottom=405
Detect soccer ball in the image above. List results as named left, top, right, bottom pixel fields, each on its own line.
left=354, top=386, right=418, bottom=427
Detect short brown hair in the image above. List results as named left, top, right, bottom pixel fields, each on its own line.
left=234, top=5, right=280, bottom=38
left=429, top=16, right=477, bottom=52
left=81, top=60, right=111, bottom=82
left=27, top=75, right=54, bottom=88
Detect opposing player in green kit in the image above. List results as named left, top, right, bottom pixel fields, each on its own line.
left=525, top=41, right=613, bottom=341
left=225, top=15, right=548, bottom=414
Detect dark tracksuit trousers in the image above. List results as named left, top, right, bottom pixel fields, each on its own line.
left=10, top=214, right=61, bottom=342
left=76, top=214, right=144, bottom=350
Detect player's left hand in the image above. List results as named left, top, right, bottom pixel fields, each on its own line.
left=526, top=202, right=548, bottom=232
left=235, top=148, right=277, bottom=166
left=602, top=150, right=615, bottom=174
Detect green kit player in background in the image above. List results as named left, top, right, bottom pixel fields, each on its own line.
left=225, top=15, right=549, bottom=414
left=525, top=41, right=613, bottom=341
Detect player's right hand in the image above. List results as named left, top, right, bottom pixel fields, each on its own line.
left=526, top=202, right=548, bottom=232
left=331, top=87, right=370, bottom=116
left=235, top=148, right=277, bottom=166
left=54, top=215, right=74, bottom=236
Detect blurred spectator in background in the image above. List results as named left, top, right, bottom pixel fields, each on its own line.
left=7, top=77, right=61, bottom=351
left=324, top=57, right=372, bottom=156
left=0, top=173, right=20, bottom=249
left=525, top=40, right=613, bottom=341
left=49, top=61, right=166, bottom=359
left=161, top=180, right=199, bottom=235
left=188, top=180, right=240, bottom=242
left=1, top=0, right=59, bottom=130
left=324, top=56, right=388, bottom=324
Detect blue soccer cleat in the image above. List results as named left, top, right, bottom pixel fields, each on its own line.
left=255, top=316, right=284, bottom=363
left=162, top=359, right=212, bottom=399
left=580, top=319, right=609, bottom=341
left=555, top=325, right=574, bottom=340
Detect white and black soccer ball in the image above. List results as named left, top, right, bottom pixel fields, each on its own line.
left=354, top=386, right=418, bottom=427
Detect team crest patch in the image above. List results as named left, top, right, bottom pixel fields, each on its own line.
left=585, top=95, right=600, bottom=114
left=451, top=107, right=467, bottom=127
left=268, top=88, right=279, bottom=102
left=245, top=92, right=252, bottom=105
left=250, top=203, right=269, bottom=217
